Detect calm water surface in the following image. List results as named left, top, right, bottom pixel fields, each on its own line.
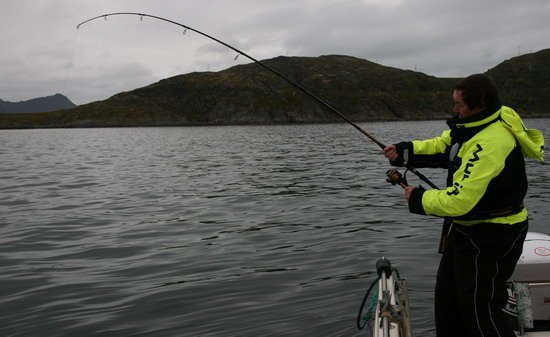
left=1, top=119, right=548, bottom=336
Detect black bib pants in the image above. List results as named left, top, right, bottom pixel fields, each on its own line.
left=435, top=220, right=528, bottom=337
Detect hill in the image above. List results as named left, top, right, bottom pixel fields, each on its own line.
left=486, top=48, right=550, bottom=115
left=0, top=93, right=76, bottom=114
left=1, top=50, right=548, bottom=129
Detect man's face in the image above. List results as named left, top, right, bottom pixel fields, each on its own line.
left=453, top=90, right=482, bottom=119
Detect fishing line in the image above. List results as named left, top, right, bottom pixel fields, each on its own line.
left=61, top=28, right=79, bottom=100
left=76, top=12, right=438, bottom=189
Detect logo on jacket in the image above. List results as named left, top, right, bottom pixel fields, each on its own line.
left=447, top=144, right=483, bottom=196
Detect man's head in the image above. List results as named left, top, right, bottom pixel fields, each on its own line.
left=453, top=74, right=500, bottom=119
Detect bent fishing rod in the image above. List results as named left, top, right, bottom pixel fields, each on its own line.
left=77, top=12, right=438, bottom=189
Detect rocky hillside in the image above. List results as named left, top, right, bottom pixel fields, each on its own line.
left=487, top=48, right=550, bottom=116
left=1, top=50, right=548, bottom=129
left=0, top=93, right=76, bottom=113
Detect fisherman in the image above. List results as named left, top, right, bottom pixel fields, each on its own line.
left=383, top=74, right=544, bottom=337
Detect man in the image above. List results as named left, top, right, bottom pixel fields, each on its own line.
left=383, top=74, right=544, bottom=337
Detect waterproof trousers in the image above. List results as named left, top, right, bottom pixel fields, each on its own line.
left=435, top=220, right=528, bottom=337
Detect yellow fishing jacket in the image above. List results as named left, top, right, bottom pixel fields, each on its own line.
left=397, top=104, right=544, bottom=225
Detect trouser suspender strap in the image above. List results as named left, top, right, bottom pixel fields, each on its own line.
left=438, top=218, right=453, bottom=254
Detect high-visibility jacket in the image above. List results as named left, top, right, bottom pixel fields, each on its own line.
left=396, top=104, right=544, bottom=225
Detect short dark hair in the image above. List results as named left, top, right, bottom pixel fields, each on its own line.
left=454, top=74, right=500, bottom=110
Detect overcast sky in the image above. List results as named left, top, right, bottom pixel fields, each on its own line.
left=1, top=0, right=549, bottom=105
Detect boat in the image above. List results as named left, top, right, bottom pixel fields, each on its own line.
left=356, top=257, right=412, bottom=337
left=357, top=232, right=550, bottom=336
left=509, top=232, right=550, bottom=336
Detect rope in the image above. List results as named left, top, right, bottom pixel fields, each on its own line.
left=357, top=276, right=380, bottom=330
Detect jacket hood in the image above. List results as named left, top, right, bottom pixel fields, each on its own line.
left=500, top=106, right=545, bottom=161
left=446, top=105, right=544, bottom=161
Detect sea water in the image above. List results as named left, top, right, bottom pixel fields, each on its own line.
left=1, top=119, right=548, bottom=336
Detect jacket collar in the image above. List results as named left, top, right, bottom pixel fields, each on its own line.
left=447, top=102, right=502, bottom=129
left=446, top=102, right=502, bottom=144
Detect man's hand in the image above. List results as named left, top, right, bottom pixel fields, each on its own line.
left=383, top=144, right=399, bottom=161
left=405, top=185, right=416, bottom=201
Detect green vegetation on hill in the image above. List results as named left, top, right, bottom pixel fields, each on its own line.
left=487, top=48, right=550, bottom=116
left=1, top=50, right=548, bottom=129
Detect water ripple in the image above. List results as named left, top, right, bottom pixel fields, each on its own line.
left=1, top=121, right=548, bottom=336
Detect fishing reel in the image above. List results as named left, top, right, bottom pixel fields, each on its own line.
left=386, top=169, right=408, bottom=189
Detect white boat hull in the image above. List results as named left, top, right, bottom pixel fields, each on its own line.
left=510, top=232, right=550, bottom=335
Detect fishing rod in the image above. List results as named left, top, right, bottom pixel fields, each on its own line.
left=77, top=12, right=438, bottom=189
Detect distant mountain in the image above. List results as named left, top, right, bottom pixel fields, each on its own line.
left=0, top=93, right=76, bottom=113
left=1, top=50, right=548, bottom=129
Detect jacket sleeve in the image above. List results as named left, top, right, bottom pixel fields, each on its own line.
left=406, top=130, right=452, bottom=168
left=411, top=133, right=513, bottom=217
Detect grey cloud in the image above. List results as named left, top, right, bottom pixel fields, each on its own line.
left=1, top=0, right=549, bottom=104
